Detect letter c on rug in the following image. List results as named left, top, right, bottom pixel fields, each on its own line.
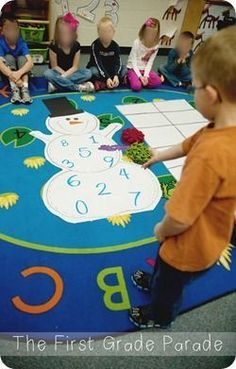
left=97, top=267, right=130, bottom=311
left=11, top=267, right=64, bottom=314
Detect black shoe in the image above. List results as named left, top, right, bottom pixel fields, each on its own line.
left=129, top=305, right=172, bottom=329
left=131, top=270, right=152, bottom=292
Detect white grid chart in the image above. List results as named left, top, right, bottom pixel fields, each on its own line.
left=116, top=99, right=208, bottom=181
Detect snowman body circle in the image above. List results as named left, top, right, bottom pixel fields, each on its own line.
left=31, top=111, right=162, bottom=224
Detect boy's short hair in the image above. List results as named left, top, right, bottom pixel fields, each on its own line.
left=180, top=31, right=195, bottom=42
left=97, top=16, right=114, bottom=30
left=0, top=13, right=19, bottom=26
left=192, top=26, right=236, bottom=102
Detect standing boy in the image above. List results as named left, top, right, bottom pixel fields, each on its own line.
left=87, top=17, right=126, bottom=91
left=129, top=26, right=236, bottom=329
left=0, top=14, right=33, bottom=104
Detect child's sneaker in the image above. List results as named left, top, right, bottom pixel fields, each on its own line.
left=94, top=80, right=107, bottom=91
left=131, top=270, right=152, bottom=292
left=129, top=305, right=172, bottom=329
left=48, top=82, right=57, bottom=94
left=76, top=82, right=95, bottom=93
left=10, top=87, right=21, bottom=104
left=21, top=87, right=33, bottom=104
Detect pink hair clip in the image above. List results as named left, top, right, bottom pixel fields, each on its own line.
left=145, top=18, right=156, bottom=27
left=63, top=12, right=80, bottom=31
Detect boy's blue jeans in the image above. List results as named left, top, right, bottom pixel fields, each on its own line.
left=149, top=253, right=209, bottom=326
left=44, top=68, right=92, bottom=91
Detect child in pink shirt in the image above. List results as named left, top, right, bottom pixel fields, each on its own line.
left=127, top=18, right=163, bottom=91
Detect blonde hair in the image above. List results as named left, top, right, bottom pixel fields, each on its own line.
left=53, top=16, right=77, bottom=45
left=97, top=16, right=114, bottom=30
left=192, top=26, right=236, bottom=102
left=139, top=18, right=160, bottom=46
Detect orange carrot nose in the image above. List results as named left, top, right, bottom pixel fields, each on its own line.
left=69, top=120, right=82, bottom=125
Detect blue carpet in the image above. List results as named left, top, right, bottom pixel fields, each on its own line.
left=0, top=88, right=235, bottom=336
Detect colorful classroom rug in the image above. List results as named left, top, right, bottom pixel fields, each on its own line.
left=0, top=88, right=235, bottom=337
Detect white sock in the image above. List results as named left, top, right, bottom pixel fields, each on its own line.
left=23, top=82, right=28, bottom=88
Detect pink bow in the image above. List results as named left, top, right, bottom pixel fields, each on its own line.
left=63, top=12, right=80, bottom=31
left=145, top=18, right=156, bottom=28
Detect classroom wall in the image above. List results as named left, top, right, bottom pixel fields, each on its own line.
left=50, top=0, right=188, bottom=47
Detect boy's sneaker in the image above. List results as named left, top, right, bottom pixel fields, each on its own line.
left=48, top=82, right=57, bottom=94
left=129, top=305, right=172, bottom=329
left=21, top=87, right=33, bottom=104
left=76, top=82, right=95, bottom=93
left=131, top=270, right=152, bottom=292
left=10, top=87, right=21, bottom=104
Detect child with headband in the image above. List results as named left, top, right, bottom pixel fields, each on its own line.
left=127, top=18, right=163, bottom=91
left=45, top=13, right=93, bottom=93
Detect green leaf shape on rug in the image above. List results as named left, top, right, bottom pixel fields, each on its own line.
left=125, top=143, right=151, bottom=165
left=0, top=127, right=35, bottom=148
left=158, top=174, right=177, bottom=200
left=68, top=99, right=78, bottom=109
left=98, top=113, right=124, bottom=129
left=122, top=96, right=147, bottom=105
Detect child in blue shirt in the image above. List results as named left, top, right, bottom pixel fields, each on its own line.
left=159, top=31, right=194, bottom=87
left=0, top=14, right=33, bottom=103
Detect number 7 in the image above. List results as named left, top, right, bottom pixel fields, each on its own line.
left=129, top=191, right=141, bottom=207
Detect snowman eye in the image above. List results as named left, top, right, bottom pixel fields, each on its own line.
left=66, top=118, right=70, bottom=121
left=74, top=118, right=79, bottom=121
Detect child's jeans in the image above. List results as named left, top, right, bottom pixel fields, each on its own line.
left=44, top=68, right=92, bottom=91
left=89, top=65, right=127, bottom=82
left=149, top=253, right=209, bottom=327
left=159, top=65, right=191, bottom=87
left=127, top=69, right=162, bottom=91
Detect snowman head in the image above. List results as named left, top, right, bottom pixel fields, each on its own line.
left=46, top=112, right=99, bottom=136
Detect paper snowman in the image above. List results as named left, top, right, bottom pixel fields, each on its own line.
left=31, top=104, right=162, bottom=224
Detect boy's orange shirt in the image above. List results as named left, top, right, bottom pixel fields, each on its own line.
left=159, top=123, right=236, bottom=272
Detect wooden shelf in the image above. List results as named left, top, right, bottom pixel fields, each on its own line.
left=18, top=19, right=49, bottom=25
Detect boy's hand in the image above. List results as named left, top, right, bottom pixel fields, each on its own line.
left=9, top=71, right=22, bottom=83
left=142, top=148, right=159, bottom=169
left=113, top=75, right=120, bottom=88
left=154, top=223, right=166, bottom=243
left=140, top=76, right=149, bottom=86
left=106, top=78, right=114, bottom=89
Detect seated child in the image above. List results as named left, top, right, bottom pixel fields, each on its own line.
left=129, top=26, right=236, bottom=329
left=0, top=14, right=33, bottom=104
left=159, top=31, right=194, bottom=87
left=45, top=13, right=93, bottom=93
left=87, top=17, right=126, bottom=91
left=127, top=18, right=163, bottom=92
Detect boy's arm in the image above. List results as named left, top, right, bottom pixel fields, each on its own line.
left=49, top=49, right=65, bottom=75
left=18, top=54, right=33, bottom=76
left=62, top=51, right=80, bottom=77
left=165, top=49, right=178, bottom=73
left=92, top=42, right=110, bottom=80
left=0, top=57, right=12, bottom=77
left=155, top=157, right=221, bottom=241
left=143, top=127, right=206, bottom=169
left=143, top=143, right=185, bottom=169
left=114, top=44, right=123, bottom=78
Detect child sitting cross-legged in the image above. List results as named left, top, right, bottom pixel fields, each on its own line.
left=129, top=26, right=236, bottom=329
left=0, top=14, right=33, bottom=104
left=87, top=17, right=126, bottom=91
left=45, top=13, right=93, bottom=93
left=159, top=31, right=194, bottom=88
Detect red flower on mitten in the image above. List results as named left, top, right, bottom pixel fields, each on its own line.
left=121, top=128, right=145, bottom=145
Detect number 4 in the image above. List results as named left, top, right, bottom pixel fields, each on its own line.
left=119, top=168, right=130, bottom=180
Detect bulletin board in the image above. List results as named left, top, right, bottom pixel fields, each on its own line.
left=50, top=0, right=188, bottom=47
